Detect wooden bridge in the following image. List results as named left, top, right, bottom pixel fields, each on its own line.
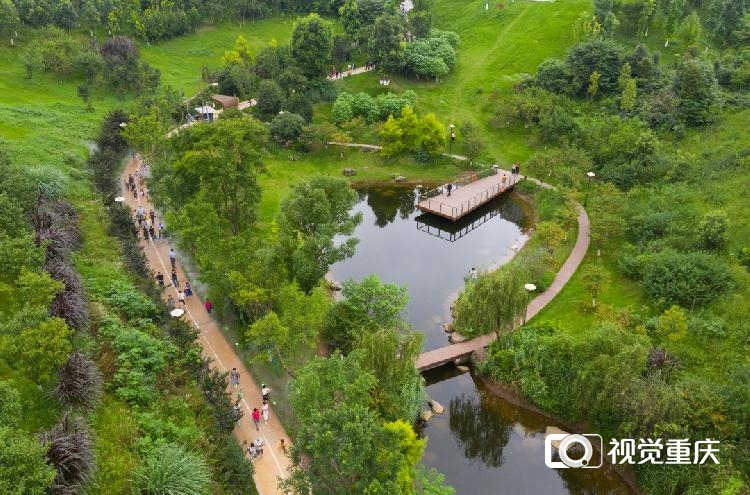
left=416, top=167, right=521, bottom=221
left=417, top=189, right=591, bottom=372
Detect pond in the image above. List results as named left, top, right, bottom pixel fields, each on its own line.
left=329, top=185, right=636, bottom=495
left=329, top=185, right=530, bottom=352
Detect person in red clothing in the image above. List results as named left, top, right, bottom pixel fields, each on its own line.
left=204, top=299, right=213, bottom=313
left=251, top=408, right=261, bottom=431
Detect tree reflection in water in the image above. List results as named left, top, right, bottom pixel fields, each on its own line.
left=449, top=392, right=512, bottom=468
left=366, top=187, right=417, bottom=227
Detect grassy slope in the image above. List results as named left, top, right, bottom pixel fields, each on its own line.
left=336, top=0, right=589, bottom=163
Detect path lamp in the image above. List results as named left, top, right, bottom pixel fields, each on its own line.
left=523, top=283, right=536, bottom=325
left=449, top=123, right=456, bottom=154
left=583, top=171, right=595, bottom=207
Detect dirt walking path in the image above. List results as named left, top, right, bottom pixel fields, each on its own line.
left=121, top=157, right=290, bottom=495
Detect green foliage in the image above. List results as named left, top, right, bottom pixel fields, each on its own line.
left=87, top=278, right=159, bottom=321
left=636, top=250, right=734, bottom=309
left=277, top=176, right=362, bottom=292
left=133, top=443, right=211, bottom=495
left=0, top=426, right=56, bottom=495
left=256, top=79, right=285, bottom=116
left=247, top=283, right=329, bottom=373
left=161, top=115, right=269, bottom=234
left=673, top=56, right=721, bottom=127
left=270, top=112, right=306, bottom=143
left=1, top=317, right=72, bottom=383
left=696, top=209, right=729, bottom=251
left=353, top=328, right=426, bottom=422
left=324, top=275, right=408, bottom=353
left=454, top=263, right=529, bottom=338
left=403, top=32, right=458, bottom=81
left=566, top=38, right=623, bottom=96
left=291, top=14, right=333, bottom=79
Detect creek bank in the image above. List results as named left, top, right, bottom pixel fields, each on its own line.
left=469, top=360, right=643, bottom=495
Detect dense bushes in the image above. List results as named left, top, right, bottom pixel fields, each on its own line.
left=332, top=90, right=417, bottom=124
left=634, top=250, right=734, bottom=309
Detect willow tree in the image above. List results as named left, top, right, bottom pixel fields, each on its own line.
left=454, top=264, right=529, bottom=338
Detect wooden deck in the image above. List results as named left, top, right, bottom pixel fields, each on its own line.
left=416, top=168, right=521, bottom=221
left=417, top=190, right=592, bottom=372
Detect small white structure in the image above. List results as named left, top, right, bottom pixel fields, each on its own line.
left=194, top=105, right=216, bottom=122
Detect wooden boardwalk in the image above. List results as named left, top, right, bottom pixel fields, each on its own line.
left=416, top=168, right=521, bottom=221
left=417, top=191, right=591, bottom=371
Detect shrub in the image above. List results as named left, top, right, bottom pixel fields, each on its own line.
left=56, top=351, right=103, bottom=410
left=132, top=443, right=211, bottom=495
left=0, top=426, right=57, bottom=494
left=637, top=250, right=733, bottom=309
left=45, top=258, right=89, bottom=331
left=87, top=278, right=159, bottom=321
left=352, top=92, right=379, bottom=124
left=39, top=414, right=95, bottom=494
left=213, top=435, right=255, bottom=494
left=332, top=92, right=355, bottom=124
left=270, top=112, right=306, bottom=143
left=696, top=210, right=728, bottom=251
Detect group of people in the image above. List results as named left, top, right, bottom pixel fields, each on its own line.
left=135, top=205, right=164, bottom=241
left=328, top=61, right=376, bottom=79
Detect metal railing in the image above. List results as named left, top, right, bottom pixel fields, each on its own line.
left=418, top=166, right=500, bottom=203
left=417, top=171, right=520, bottom=219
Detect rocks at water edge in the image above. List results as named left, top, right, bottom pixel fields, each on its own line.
left=430, top=400, right=445, bottom=414
left=420, top=410, right=434, bottom=422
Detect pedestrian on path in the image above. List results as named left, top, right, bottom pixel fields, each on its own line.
left=446, top=183, right=453, bottom=196
left=158, top=222, right=165, bottom=240
left=262, top=400, right=269, bottom=424
left=251, top=408, right=261, bottom=431
left=155, top=271, right=164, bottom=288
left=279, top=438, right=287, bottom=454
left=171, top=269, right=179, bottom=288
left=184, top=281, right=193, bottom=297
left=168, top=248, right=176, bottom=270
left=261, top=384, right=271, bottom=402
left=149, top=224, right=156, bottom=239
left=502, top=174, right=508, bottom=188
left=167, top=295, right=175, bottom=310
left=254, top=437, right=264, bottom=457
left=204, top=298, right=213, bottom=313
left=247, top=442, right=257, bottom=459
left=149, top=208, right=155, bottom=224
left=230, top=368, right=240, bottom=388
left=177, top=290, right=186, bottom=307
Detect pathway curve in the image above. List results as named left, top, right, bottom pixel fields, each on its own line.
left=121, top=158, right=290, bottom=495
left=323, top=141, right=589, bottom=368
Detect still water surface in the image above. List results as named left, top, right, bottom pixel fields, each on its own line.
left=329, top=186, right=528, bottom=352
left=329, top=186, right=635, bottom=495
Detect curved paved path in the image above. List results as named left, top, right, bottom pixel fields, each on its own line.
left=121, top=158, right=290, bottom=495
left=323, top=141, right=590, bottom=369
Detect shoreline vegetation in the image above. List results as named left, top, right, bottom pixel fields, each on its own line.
left=2, top=0, right=748, bottom=492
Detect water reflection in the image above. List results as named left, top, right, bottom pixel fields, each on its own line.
left=423, top=367, right=635, bottom=495
left=329, top=186, right=527, bottom=351
left=364, top=187, right=417, bottom=227
left=415, top=192, right=527, bottom=243
left=449, top=393, right=511, bottom=468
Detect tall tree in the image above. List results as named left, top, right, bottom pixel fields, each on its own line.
left=277, top=176, right=362, bottom=292
left=673, top=56, right=721, bottom=126
left=290, top=13, right=333, bottom=79
left=0, top=0, right=20, bottom=42
left=166, top=115, right=269, bottom=234
left=368, top=13, right=404, bottom=73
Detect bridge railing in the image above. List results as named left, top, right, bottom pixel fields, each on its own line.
left=418, top=166, right=499, bottom=202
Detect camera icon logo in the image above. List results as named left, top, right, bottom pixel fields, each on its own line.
left=544, top=433, right=603, bottom=469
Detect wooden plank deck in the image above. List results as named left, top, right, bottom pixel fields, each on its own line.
left=416, top=168, right=521, bottom=221
left=416, top=196, right=591, bottom=372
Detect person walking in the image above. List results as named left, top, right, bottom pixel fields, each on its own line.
left=262, top=400, right=269, bottom=424
left=261, top=384, right=271, bottom=402
left=254, top=437, right=264, bottom=457
left=168, top=248, right=176, bottom=270
left=247, top=442, right=257, bottom=460
left=155, top=271, right=164, bottom=288
left=149, top=209, right=155, bottom=224
left=177, top=290, right=186, bottom=307
left=204, top=298, right=213, bottom=313
left=251, top=408, right=261, bottom=431
left=502, top=174, right=508, bottom=189
left=149, top=224, right=156, bottom=240
left=158, top=222, right=165, bottom=240
left=166, top=295, right=175, bottom=310
left=171, top=269, right=179, bottom=288
left=184, top=281, right=192, bottom=297
left=446, top=183, right=453, bottom=197
left=230, top=368, right=240, bottom=388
